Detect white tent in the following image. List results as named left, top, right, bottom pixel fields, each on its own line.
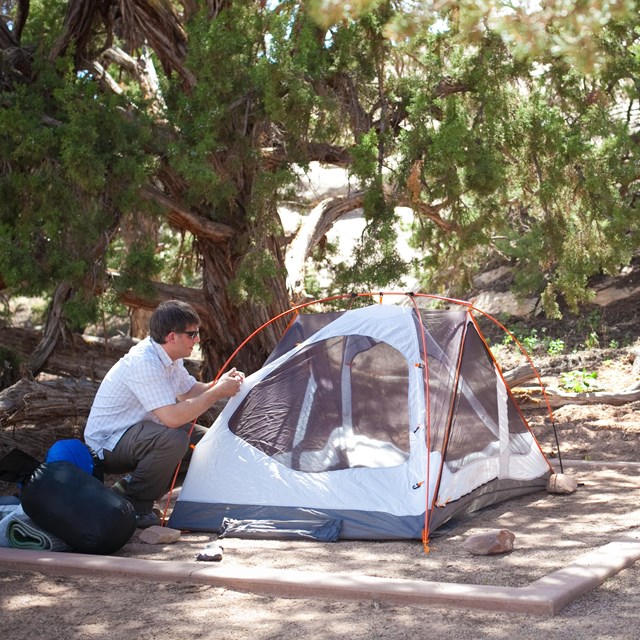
left=169, top=300, right=551, bottom=541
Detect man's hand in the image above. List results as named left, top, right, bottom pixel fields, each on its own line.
left=154, top=368, right=246, bottom=427
left=213, top=367, right=245, bottom=398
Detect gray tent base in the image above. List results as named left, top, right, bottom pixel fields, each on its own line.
left=169, top=475, right=550, bottom=541
left=428, top=474, right=550, bottom=536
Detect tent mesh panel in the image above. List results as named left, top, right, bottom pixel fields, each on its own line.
left=228, top=334, right=410, bottom=472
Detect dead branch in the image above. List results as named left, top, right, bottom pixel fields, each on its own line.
left=519, top=387, right=640, bottom=408
left=503, top=363, right=537, bottom=388
left=0, top=377, right=97, bottom=429
left=25, top=281, right=73, bottom=377
left=141, top=185, right=236, bottom=243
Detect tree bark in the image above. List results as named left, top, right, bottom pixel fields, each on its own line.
left=1, top=327, right=129, bottom=382
left=516, top=387, right=640, bottom=407
left=502, top=363, right=538, bottom=388
left=0, top=327, right=200, bottom=384
left=141, top=186, right=235, bottom=243
left=198, top=236, right=290, bottom=380
left=0, top=378, right=95, bottom=460
left=0, top=377, right=96, bottom=429
left=25, top=281, right=74, bottom=377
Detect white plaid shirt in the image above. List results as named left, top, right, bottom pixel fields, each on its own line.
left=84, top=336, right=196, bottom=458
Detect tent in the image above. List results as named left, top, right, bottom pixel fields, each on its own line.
left=169, top=294, right=553, bottom=543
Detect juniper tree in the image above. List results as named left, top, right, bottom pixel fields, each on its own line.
left=0, top=0, right=638, bottom=379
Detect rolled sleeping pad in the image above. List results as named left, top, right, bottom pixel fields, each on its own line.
left=21, top=461, right=136, bottom=555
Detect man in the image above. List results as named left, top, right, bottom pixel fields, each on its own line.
left=84, top=300, right=244, bottom=528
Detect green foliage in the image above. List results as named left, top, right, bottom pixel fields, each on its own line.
left=156, top=227, right=201, bottom=288
left=559, top=369, right=601, bottom=393
left=502, top=325, right=564, bottom=357
left=350, top=130, right=380, bottom=183
left=2, top=0, right=639, bottom=335
left=0, top=37, right=155, bottom=299
left=585, top=331, right=600, bottom=350
left=398, top=9, right=640, bottom=312
left=118, top=242, right=163, bottom=296
left=63, top=294, right=100, bottom=333
left=228, top=247, right=283, bottom=305
left=521, top=329, right=540, bottom=355
left=547, top=339, right=566, bottom=356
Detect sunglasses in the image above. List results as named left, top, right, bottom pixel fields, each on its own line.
left=176, top=329, right=199, bottom=340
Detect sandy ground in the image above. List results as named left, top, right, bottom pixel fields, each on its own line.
left=1, top=338, right=639, bottom=639
left=1, top=466, right=640, bottom=640
left=2, top=425, right=640, bottom=639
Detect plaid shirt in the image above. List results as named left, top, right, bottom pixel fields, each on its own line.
left=84, top=336, right=196, bottom=458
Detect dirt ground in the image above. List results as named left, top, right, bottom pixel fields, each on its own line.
left=1, top=311, right=639, bottom=639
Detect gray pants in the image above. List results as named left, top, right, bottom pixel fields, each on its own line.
left=103, top=421, right=207, bottom=514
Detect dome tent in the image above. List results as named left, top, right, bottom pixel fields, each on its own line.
left=169, top=294, right=553, bottom=544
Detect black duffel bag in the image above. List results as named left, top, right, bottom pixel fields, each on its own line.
left=21, top=461, right=136, bottom=555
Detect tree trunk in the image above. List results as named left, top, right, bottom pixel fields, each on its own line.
left=25, top=281, right=74, bottom=377
left=198, top=235, right=290, bottom=380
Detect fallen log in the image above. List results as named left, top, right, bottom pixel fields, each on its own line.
left=0, top=327, right=135, bottom=382
left=0, top=326, right=201, bottom=384
left=516, top=386, right=640, bottom=408
left=0, top=374, right=221, bottom=460
left=502, top=363, right=537, bottom=388
left=0, top=377, right=97, bottom=428
left=0, top=377, right=97, bottom=460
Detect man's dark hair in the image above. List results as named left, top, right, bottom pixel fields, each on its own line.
left=149, top=300, right=200, bottom=343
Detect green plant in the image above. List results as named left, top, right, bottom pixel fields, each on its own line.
left=559, top=369, right=601, bottom=393
left=547, top=338, right=565, bottom=355
left=520, top=328, right=539, bottom=354
left=608, top=339, right=619, bottom=349
left=585, top=331, right=600, bottom=350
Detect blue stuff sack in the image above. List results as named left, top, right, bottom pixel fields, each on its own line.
left=45, top=439, right=104, bottom=482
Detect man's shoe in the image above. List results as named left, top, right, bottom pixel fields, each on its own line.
left=112, top=474, right=132, bottom=496
left=135, top=511, right=161, bottom=529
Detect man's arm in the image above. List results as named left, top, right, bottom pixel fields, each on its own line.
left=152, top=368, right=244, bottom=428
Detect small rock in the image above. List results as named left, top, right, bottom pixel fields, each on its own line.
left=139, top=525, right=181, bottom=545
left=196, top=543, right=224, bottom=562
left=463, top=529, right=515, bottom=555
left=547, top=473, right=578, bottom=494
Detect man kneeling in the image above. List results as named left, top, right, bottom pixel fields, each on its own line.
left=84, top=300, right=244, bottom=528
